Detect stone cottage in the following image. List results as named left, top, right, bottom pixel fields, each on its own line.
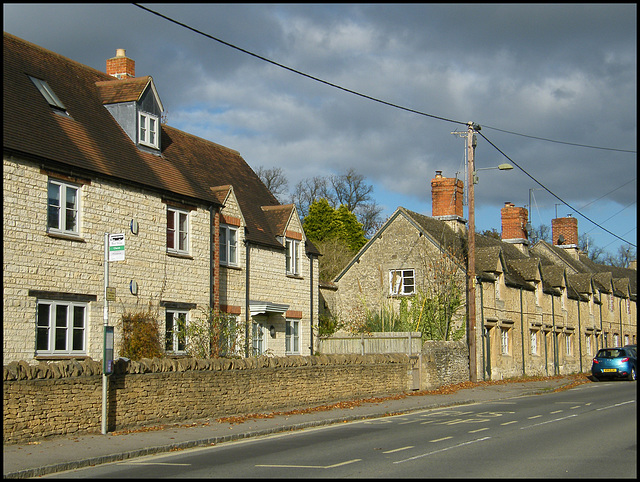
left=323, top=171, right=637, bottom=380
left=3, top=33, right=320, bottom=364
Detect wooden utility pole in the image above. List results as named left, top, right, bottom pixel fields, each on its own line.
left=466, top=122, right=478, bottom=382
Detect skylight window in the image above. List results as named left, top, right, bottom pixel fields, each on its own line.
left=29, top=75, right=67, bottom=113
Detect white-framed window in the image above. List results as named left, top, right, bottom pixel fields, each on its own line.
left=36, top=300, right=86, bottom=355
left=530, top=330, right=538, bottom=355
left=167, top=207, right=189, bottom=254
left=626, top=298, right=630, bottom=314
left=165, top=310, right=187, bottom=353
left=624, top=334, right=629, bottom=346
left=47, top=179, right=79, bottom=235
left=585, top=335, right=592, bottom=357
left=389, top=269, right=415, bottom=296
left=252, top=322, right=266, bottom=356
left=501, top=327, right=510, bottom=355
left=613, top=333, right=619, bottom=346
left=286, top=319, right=300, bottom=354
left=565, top=333, right=572, bottom=356
left=220, top=225, right=238, bottom=266
left=286, top=238, right=300, bottom=276
left=139, top=111, right=159, bottom=148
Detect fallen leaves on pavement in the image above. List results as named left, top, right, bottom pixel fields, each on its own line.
left=110, top=373, right=590, bottom=435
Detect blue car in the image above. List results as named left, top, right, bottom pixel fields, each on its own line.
left=591, top=347, right=637, bottom=381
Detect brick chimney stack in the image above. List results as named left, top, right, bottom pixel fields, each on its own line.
left=431, top=171, right=466, bottom=233
left=501, top=202, right=529, bottom=253
left=106, top=49, right=135, bottom=80
left=552, top=216, right=578, bottom=246
left=431, top=171, right=464, bottom=218
left=501, top=202, right=528, bottom=241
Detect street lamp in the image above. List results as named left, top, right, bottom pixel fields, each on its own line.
left=466, top=124, right=513, bottom=382
left=472, top=163, right=513, bottom=184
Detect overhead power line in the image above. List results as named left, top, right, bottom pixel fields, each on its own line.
left=134, top=3, right=637, bottom=248
left=477, top=131, right=636, bottom=248
left=133, top=4, right=636, bottom=155
left=133, top=3, right=465, bottom=128
left=481, top=125, right=636, bottom=154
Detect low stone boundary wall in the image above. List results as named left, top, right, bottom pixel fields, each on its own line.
left=421, top=340, right=469, bottom=389
left=3, top=354, right=410, bottom=444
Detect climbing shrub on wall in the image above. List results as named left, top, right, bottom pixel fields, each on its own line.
left=186, top=307, right=244, bottom=358
left=118, top=307, right=164, bottom=360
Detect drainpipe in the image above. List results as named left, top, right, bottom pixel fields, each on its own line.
left=520, top=288, right=525, bottom=377
left=209, top=206, right=215, bottom=310
left=543, top=314, right=548, bottom=376
left=479, top=278, right=486, bottom=381
left=552, top=295, right=558, bottom=375
left=619, top=298, right=623, bottom=346
left=309, top=253, right=313, bottom=355
left=598, top=293, right=603, bottom=350
left=577, top=297, right=583, bottom=373
left=245, top=234, right=250, bottom=358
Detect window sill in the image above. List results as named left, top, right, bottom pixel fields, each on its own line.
left=286, top=274, right=304, bottom=280
left=35, top=355, right=90, bottom=361
left=166, top=251, right=193, bottom=260
left=222, top=264, right=242, bottom=271
left=47, top=231, right=85, bottom=242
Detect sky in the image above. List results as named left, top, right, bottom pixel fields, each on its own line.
left=4, top=3, right=637, bottom=260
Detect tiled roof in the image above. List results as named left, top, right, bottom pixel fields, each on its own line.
left=508, top=258, right=541, bottom=282
left=4, top=32, right=319, bottom=255
left=401, top=208, right=466, bottom=261
left=96, top=77, right=153, bottom=104
left=262, top=204, right=295, bottom=238
left=475, top=246, right=503, bottom=273
left=568, top=273, right=593, bottom=294
left=532, top=240, right=636, bottom=297
left=540, top=265, right=565, bottom=294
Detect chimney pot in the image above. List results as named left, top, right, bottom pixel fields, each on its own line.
left=107, top=49, right=135, bottom=79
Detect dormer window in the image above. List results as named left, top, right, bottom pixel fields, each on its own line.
left=29, top=75, right=68, bottom=115
left=139, top=111, right=159, bottom=149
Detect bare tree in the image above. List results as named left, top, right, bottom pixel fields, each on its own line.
left=291, top=176, right=334, bottom=218
left=578, top=233, right=607, bottom=263
left=330, top=168, right=373, bottom=213
left=255, top=166, right=289, bottom=203
left=356, top=202, right=384, bottom=238
left=529, top=223, right=551, bottom=244
left=605, top=244, right=637, bottom=268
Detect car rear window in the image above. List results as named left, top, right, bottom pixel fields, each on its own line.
left=597, top=349, right=622, bottom=358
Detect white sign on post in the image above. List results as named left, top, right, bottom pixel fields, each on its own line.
left=108, top=233, right=125, bottom=262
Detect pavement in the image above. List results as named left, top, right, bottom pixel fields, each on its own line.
left=3, top=374, right=589, bottom=478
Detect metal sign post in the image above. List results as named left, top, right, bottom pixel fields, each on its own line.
left=102, top=233, right=125, bottom=434
left=102, top=233, right=109, bottom=434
